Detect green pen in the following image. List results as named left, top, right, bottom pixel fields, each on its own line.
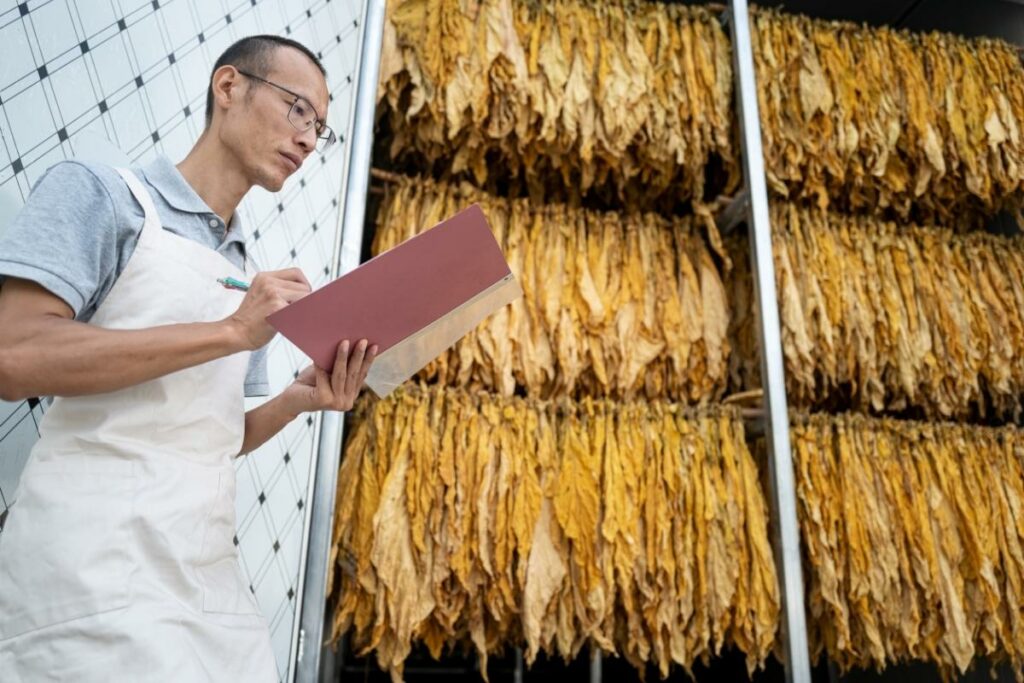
left=217, top=276, right=250, bottom=291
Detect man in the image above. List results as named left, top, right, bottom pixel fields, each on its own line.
left=0, top=35, right=374, bottom=681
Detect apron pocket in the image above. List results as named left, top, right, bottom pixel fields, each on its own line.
left=0, top=461, right=136, bottom=640
left=195, top=470, right=261, bottom=616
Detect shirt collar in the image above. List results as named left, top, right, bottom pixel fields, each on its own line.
left=140, top=155, right=247, bottom=247
left=140, top=155, right=211, bottom=215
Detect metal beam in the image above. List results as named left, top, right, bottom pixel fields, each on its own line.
left=293, top=0, right=388, bottom=681
left=726, top=1, right=812, bottom=681
left=718, top=190, right=750, bottom=233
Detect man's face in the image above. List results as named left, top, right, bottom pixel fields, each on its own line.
left=226, top=47, right=329, bottom=192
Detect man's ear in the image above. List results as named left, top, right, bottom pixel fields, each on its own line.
left=210, top=65, right=244, bottom=116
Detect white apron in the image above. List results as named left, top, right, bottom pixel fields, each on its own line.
left=0, top=169, right=276, bottom=682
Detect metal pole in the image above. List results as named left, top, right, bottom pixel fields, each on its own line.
left=293, top=0, right=387, bottom=681
left=726, top=1, right=812, bottom=681
left=590, top=647, right=602, bottom=683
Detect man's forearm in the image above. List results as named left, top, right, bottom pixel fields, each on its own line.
left=0, top=314, right=247, bottom=400
left=239, top=393, right=301, bottom=456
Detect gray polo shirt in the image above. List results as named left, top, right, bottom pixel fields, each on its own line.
left=0, top=155, right=269, bottom=396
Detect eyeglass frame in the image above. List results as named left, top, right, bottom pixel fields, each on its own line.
left=235, top=68, right=336, bottom=151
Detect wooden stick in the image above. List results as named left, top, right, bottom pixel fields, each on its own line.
left=370, top=167, right=405, bottom=184
left=722, top=388, right=764, bottom=405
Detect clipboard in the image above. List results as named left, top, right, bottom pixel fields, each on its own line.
left=267, top=204, right=522, bottom=398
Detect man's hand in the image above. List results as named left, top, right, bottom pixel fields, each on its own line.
left=225, top=268, right=311, bottom=350
left=240, top=340, right=378, bottom=455
left=282, top=339, right=378, bottom=415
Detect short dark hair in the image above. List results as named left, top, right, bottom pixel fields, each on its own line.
left=204, top=34, right=327, bottom=126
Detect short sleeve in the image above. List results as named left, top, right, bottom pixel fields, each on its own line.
left=244, top=344, right=270, bottom=397
left=0, top=161, right=119, bottom=318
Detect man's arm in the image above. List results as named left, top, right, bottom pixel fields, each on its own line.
left=0, top=269, right=311, bottom=401
left=239, top=339, right=376, bottom=456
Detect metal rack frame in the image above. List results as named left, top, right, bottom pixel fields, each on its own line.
left=294, top=1, right=388, bottom=681
left=726, top=1, right=810, bottom=680
left=295, top=0, right=814, bottom=680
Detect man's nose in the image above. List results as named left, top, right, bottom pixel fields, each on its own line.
left=294, top=126, right=317, bottom=154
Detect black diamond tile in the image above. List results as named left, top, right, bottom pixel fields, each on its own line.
left=27, top=397, right=40, bottom=409
left=336, top=35, right=341, bottom=44
left=251, top=0, right=257, bottom=5
left=277, top=203, right=284, bottom=213
left=99, top=99, right=108, bottom=113
left=253, top=228, right=260, bottom=240
left=18, top=3, right=28, bottom=16
left=57, top=127, right=68, bottom=142
left=354, top=19, right=358, bottom=27
left=232, top=535, right=239, bottom=546
left=225, top=12, right=231, bottom=23
left=198, top=32, right=205, bottom=43
left=289, top=248, right=296, bottom=258
left=316, top=51, right=322, bottom=60
left=311, top=222, right=317, bottom=232
left=258, top=492, right=266, bottom=504
left=331, top=197, right=337, bottom=206
left=183, top=104, right=190, bottom=117
left=287, top=587, right=294, bottom=600
left=152, top=131, right=160, bottom=143
left=298, top=178, right=305, bottom=187
left=323, top=266, right=329, bottom=275
left=328, top=93, right=334, bottom=103
left=249, top=584, right=254, bottom=593
left=283, top=452, right=291, bottom=463
left=306, top=9, right=312, bottom=18
left=345, top=74, right=351, bottom=83
left=306, top=416, right=313, bottom=426
left=118, top=18, right=127, bottom=31
left=37, top=65, right=47, bottom=80
left=11, top=158, right=23, bottom=174
left=292, top=370, right=298, bottom=379
left=272, top=540, right=280, bottom=553
left=320, top=155, right=327, bottom=164
left=285, top=25, right=291, bottom=35
left=168, top=52, right=176, bottom=65
left=152, top=0, right=159, bottom=8
left=80, top=40, right=89, bottom=54
left=135, top=75, right=143, bottom=88
left=297, top=499, right=304, bottom=510
left=338, top=133, right=344, bottom=143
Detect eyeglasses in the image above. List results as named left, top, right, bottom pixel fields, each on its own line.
left=236, top=69, right=336, bottom=152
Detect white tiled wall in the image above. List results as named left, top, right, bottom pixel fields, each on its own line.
left=0, top=0, right=366, bottom=680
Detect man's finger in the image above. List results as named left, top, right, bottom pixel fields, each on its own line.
left=280, top=288, right=310, bottom=304
left=273, top=267, right=312, bottom=290
left=357, top=345, right=378, bottom=385
left=268, top=280, right=311, bottom=300
left=316, top=365, right=331, bottom=393
left=332, top=340, right=350, bottom=392
left=346, top=340, right=368, bottom=394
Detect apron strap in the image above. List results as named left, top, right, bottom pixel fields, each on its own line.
left=115, top=168, right=161, bottom=245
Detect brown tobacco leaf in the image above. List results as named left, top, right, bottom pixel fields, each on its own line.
left=328, top=385, right=780, bottom=679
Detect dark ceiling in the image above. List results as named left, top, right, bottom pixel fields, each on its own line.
left=752, top=0, right=1024, bottom=44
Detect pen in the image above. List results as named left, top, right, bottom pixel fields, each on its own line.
left=217, top=276, right=250, bottom=291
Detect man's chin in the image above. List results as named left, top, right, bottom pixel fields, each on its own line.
left=256, top=172, right=288, bottom=193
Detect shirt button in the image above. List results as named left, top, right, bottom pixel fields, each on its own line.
left=208, top=218, right=219, bottom=228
